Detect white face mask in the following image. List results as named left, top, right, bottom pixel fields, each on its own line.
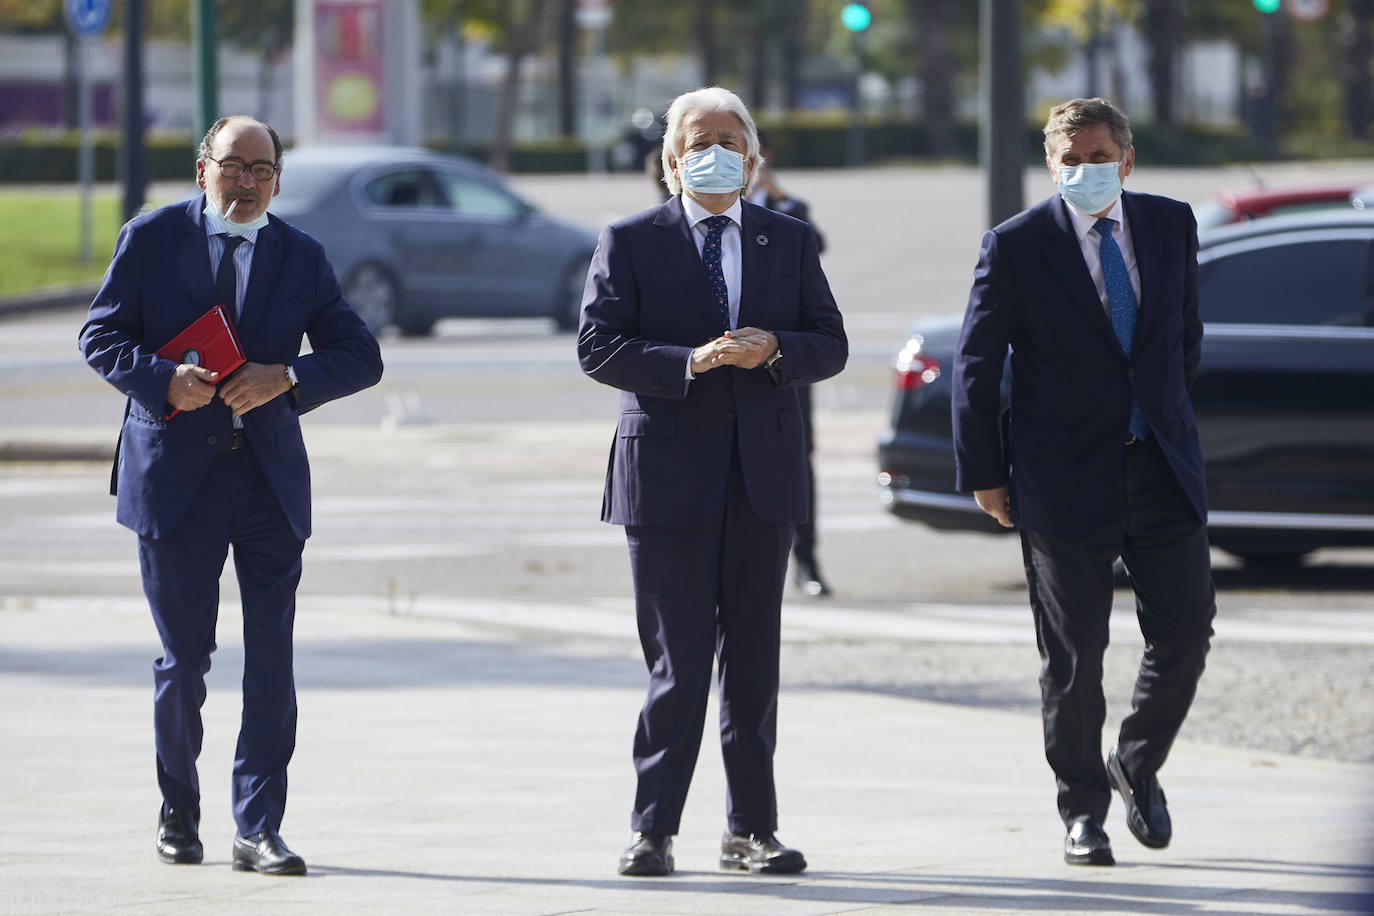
left=204, top=199, right=269, bottom=237
left=1056, top=160, right=1123, bottom=214
left=680, top=144, right=746, bottom=195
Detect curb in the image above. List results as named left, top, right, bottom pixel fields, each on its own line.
left=0, top=285, right=96, bottom=318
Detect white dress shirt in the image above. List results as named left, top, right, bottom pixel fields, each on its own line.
left=1064, top=196, right=1141, bottom=314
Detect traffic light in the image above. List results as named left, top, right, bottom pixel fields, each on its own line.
left=841, top=2, right=872, bottom=32
left=1253, top=0, right=1281, bottom=12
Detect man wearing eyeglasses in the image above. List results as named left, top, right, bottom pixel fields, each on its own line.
left=79, top=115, right=383, bottom=875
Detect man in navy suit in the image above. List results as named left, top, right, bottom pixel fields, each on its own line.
left=579, top=86, right=847, bottom=877
left=952, top=98, right=1215, bottom=866
left=80, top=116, right=383, bottom=875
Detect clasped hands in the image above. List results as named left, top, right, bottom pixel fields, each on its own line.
left=690, top=327, right=777, bottom=375
left=166, top=362, right=291, bottom=417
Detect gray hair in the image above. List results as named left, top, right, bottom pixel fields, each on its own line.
left=1043, top=97, right=1133, bottom=160
left=660, top=86, right=762, bottom=196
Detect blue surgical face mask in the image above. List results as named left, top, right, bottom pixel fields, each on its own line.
left=204, top=199, right=269, bottom=237
left=680, top=144, right=746, bottom=195
left=1057, top=160, right=1123, bottom=214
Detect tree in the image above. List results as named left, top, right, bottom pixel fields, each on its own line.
left=1340, top=0, right=1374, bottom=137
left=1140, top=0, right=1183, bottom=128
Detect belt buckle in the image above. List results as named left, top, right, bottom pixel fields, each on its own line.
left=230, top=429, right=248, bottom=450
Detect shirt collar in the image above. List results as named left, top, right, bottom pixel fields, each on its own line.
left=202, top=209, right=260, bottom=246
left=681, top=193, right=743, bottom=231
left=1065, top=194, right=1125, bottom=242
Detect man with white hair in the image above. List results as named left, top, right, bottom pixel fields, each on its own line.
left=579, top=86, right=847, bottom=877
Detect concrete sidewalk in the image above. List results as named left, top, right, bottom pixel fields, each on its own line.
left=2, top=597, right=1371, bottom=915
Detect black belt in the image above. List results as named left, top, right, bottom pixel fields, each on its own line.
left=230, top=429, right=248, bottom=450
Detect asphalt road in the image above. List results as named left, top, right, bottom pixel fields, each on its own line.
left=2, top=164, right=1372, bottom=767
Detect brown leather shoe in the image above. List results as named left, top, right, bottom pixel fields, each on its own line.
left=719, top=832, right=807, bottom=874
left=1064, top=815, right=1114, bottom=866
left=618, top=831, right=673, bottom=876
left=156, top=804, right=203, bottom=865
left=231, top=828, right=306, bottom=875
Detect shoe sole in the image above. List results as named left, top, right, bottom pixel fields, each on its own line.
left=1106, top=751, right=1171, bottom=849
left=232, top=858, right=307, bottom=876
left=1064, top=850, right=1115, bottom=866
left=156, top=849, right=203, bottom=865
left=617, top=856, right=673, bottom=877
left=719, top=853, right=807, bottom=874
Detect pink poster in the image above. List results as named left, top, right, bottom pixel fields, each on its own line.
left=314, top=0, right=385, bottom=135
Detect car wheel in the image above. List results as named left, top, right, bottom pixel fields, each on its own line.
left=552, top=258, right=589, bottom=332
left=344, top=262, right=399, bottom=335
left=397, top=316, right=436, bottom=338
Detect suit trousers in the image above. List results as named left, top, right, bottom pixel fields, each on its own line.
left=137, top=444, right=304, bottom=836
left=1019, top=435, right=1215, bottom=826
left=624, top=438, right=793, bottom=836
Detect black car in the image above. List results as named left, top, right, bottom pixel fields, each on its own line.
left=877, top=209, right=1374, bottom=565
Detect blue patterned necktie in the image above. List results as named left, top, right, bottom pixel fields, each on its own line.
left=700, top=214, right=732, bottom=331
left=1095, top=217, right=1149, bottom=441
left=216, top=234, right=247, bottom=317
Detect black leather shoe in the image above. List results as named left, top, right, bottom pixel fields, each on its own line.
left=720, top=832, right=807, bottom=874
left=794, top=561, right=831, bottom=598
left=618, top=832, right=673, bottom=876
left=1064, top=815, right=1114, bottom=866
left=156, top=804, right=203, bottom=865
left=232, top=828, right=306, bottom=875
left=1107, top=746, right=1172, bottom=849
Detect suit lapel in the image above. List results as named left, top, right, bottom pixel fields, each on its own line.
left=738, top=202, right=772, bottom=329
left=652, top=196, right=727, bottom=330
left=235, top=220, right=283, bottom=341
left=176, top=196, right=216, bottom=318
left=1121, top=191, right=1162, bottom=345
left=1041, top=196, right=1121, bottom=353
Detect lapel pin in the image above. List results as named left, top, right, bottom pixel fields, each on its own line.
left=755, top=234, right=768, bottom=246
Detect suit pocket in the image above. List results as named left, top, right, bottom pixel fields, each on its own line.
left=777, top=405, right=802, bottom=437
left=618, top=411, right=676, bottom=438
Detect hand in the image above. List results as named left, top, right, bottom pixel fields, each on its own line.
left=217, top=362, right=292, bottom=418
left=691, top=329, right=771, bottom=374
left=974, top=486, right=1014, bottom=528
left=167, top=364, right=219, bottom=412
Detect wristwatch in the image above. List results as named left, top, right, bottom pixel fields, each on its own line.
left=764, top=345, right=783, bottom=369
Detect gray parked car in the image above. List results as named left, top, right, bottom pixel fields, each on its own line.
left=271, top=146, right=597, bottom=335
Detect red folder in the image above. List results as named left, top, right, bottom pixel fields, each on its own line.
left=156, top=305, right=246, bottom=418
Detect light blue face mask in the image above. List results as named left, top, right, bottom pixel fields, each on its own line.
left=680, top=144, right=746, bottom=195
left=204, top=199, right=269, bottom=237
left=1057, top=160, right=1123, bottom=214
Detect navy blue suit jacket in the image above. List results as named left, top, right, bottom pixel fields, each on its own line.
left=80, top=195, right=383, bottom=540
left=951, top=191, right=1206, bottom=539
left=578, top=196, right=847, bottom=527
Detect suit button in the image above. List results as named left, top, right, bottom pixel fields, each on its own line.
left=1126, top=368, right=1135, bottom=378
left=724, top=410, right=736, bottom=421
left=208, top=436, right=218, bottom=445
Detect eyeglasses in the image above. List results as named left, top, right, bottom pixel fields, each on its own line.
left=208, top=156, right=279, bottom=182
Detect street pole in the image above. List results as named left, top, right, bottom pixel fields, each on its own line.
left=980, top=0, right=1024, bottom=228
left=76, top=34, right=92, bottom=264
left=121, top=0, right=146, bottom=222
left=847, top=29, right=867, bottom=168
left=192, top=0, right=218, bottom=137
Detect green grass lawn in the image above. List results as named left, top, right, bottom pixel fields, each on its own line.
left=0, top=189, right=129, bottom=298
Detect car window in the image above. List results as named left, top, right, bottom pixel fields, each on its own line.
left=362, top=169, right=443, bottom=208
left=434, top=171, right=523, bottom=219
left=1198, top=237, right=1370, bottom=326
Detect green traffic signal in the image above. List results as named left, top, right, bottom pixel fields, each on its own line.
left=841, top=2, right=872, bottom=32
left=1252, top=0, right=1281, bottom=12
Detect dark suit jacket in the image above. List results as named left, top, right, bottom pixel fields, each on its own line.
left=578, top=196, right=847, bottom=527
left=80, top=195, right=383, bottom=540
left=951, top=191, right=1206, bottom=539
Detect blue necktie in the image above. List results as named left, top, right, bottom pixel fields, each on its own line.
left=700, top=214, right=732, bottom=331
left=216, top=234, right=247, bottom=317
left=1095, top=217, right=1149, bottom=441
